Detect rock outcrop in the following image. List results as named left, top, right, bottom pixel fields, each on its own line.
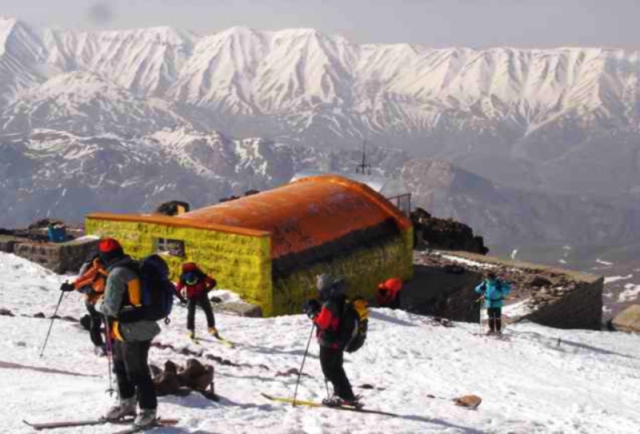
left=411, top=207, right=488, bottom=254
left=611, top=305, right=640, bottom=333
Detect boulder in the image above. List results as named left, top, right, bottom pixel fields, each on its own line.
left=529, top=275, right=553, bottom=287
left=0, top=308, right=14, bottom=317
left=155, top=201, right=190, bottom=216
left=217, top=302, right=263, bottom=318
left=612, top=305, right=640, bottom=333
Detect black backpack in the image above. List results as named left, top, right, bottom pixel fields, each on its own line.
left=118, top=254, right=176, bottom=324
left=338, top=297, right=369, bottom=353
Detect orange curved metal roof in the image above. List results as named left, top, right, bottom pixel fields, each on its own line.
left=178, top=175, right=412, bottom=258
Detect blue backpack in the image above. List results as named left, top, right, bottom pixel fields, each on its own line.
left=139, top=254, right=175, bottom=324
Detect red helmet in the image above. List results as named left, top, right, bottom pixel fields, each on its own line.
left=98, top=238, right=124, bottom=265
left=383, top=277, right=403, bottom=293
left=182, top=262, right=199, bottom=273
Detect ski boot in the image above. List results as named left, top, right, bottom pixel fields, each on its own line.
left=188, top=331, right=197, bottom=342
left=134, top=409, right=157, bottom=428
left=342, top=395, right=363, bottom=409
left=322, top=395, right=363, bottom=409
left=208, top=327, right=220, bottom=339
left=104, top=397, right=136, bottom=421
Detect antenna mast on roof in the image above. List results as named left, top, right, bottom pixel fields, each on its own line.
left=355, top=140, right=371, bottom=175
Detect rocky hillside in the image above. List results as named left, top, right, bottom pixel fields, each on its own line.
left=1, top=18, right=640, bottom=195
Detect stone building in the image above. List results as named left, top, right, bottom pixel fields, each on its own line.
left=86, top=175, right=414, bottom=317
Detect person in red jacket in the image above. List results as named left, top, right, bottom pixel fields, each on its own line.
left=304, top=274, right=359, bottom=408
left=375, top=277, right=403, bottom=309
left=176, top=263, right=217, bottom=341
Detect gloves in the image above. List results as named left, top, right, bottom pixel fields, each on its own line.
left=60, top=282, right=75, bottom=292
left=176, top=290, right=187, bottom=305
left=304, top=299, right=321, bottom=319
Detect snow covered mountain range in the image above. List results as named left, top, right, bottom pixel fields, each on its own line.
left=3, top=17, right=640, bottom=250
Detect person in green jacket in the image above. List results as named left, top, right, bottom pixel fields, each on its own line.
left=97, top=238, right=160, bottom=429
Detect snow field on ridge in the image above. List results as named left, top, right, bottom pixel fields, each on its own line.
left=1, top=252, right=640, bottom=433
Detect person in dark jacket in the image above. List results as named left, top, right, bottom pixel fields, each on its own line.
left=97, top=238, right=160, bottom=429
left=59, top=254, right=108, bottom=355
left=475, top=272, right=512, bottom=335
left=176, top=262, right=217, bottom=341
left=304, top=274, right=359, bottom=407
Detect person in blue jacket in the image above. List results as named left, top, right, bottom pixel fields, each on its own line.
left=475, top=272, right=512, bottom=335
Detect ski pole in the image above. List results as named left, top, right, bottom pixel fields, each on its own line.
left=103, top=314, right=115, bottom=396
left=477, top=297, right=483, bottom=335
left=39, top=290, right=66, bottom=358
left=292, top=323, right=315, bottom=407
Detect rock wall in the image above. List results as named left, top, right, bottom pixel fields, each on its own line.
left=409, top=250, right=603, bottom=330
left=0, top=235, right=21, bottom=253
left=524, top=280, right=603, bottom=330
left=13, top=239, right=99, bottom=274
left=402, top=264, right=483, bottom=322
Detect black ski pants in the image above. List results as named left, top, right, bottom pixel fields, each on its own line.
left=112, top=340, right=157, bottom=410
left=320, top=346, right=355, bottom=400
left=85, top=302, right=104, bottom=347
left=187, top=293, right=215, bottom=331
left=388, top=292, right=401, bottom=310
left=487, top=307, right=502, bottom=332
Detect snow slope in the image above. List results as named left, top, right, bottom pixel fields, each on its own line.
left=2, top=252, right=640, bottom=433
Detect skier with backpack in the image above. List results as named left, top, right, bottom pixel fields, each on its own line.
left=475, top=272, right=512, bottom=335
left=304, top=274, right=368, bottom=408
left=176, top=262, right=218, bottom=342
left=97, top=238, right=174, bottom=429
left=59, top=254, right=109, bottom=355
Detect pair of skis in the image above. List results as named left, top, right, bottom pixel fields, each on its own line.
left=191, top=333, right=236, bottom=348
left=261, top=393, right=401, bottom=417
left=23, top=417, right=178, bottom=433
left=262, top=392, right=482, bottom=414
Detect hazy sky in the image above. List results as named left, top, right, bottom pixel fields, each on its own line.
left=1, top=0, right=638, bottom=48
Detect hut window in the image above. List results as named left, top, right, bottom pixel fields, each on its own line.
left=156, top=238, right=185, bottom=257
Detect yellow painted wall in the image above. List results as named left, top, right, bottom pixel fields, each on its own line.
left=86, top=217, right=413, bottom=317
left=271, top=227, right=414, bottom=316
left=85, top=218, right=274, bottom=316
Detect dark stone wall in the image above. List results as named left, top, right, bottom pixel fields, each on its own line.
left=13, top=239, right=99, bottom=274
left=523, top=279, right=603, bottom=330
left=0, top=239, right=17, bottom=253
left=402, top=264, right=483, bottom=322
left=408, top=250, right=604, bottom=330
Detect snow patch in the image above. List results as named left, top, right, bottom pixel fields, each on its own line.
left=440, top=254, right=498, bottom=269
left=618, top=284, right=640, bottom=303
left=502, top=298, right=533, bottom=318
left=604, top=275, right=633, bottom=284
